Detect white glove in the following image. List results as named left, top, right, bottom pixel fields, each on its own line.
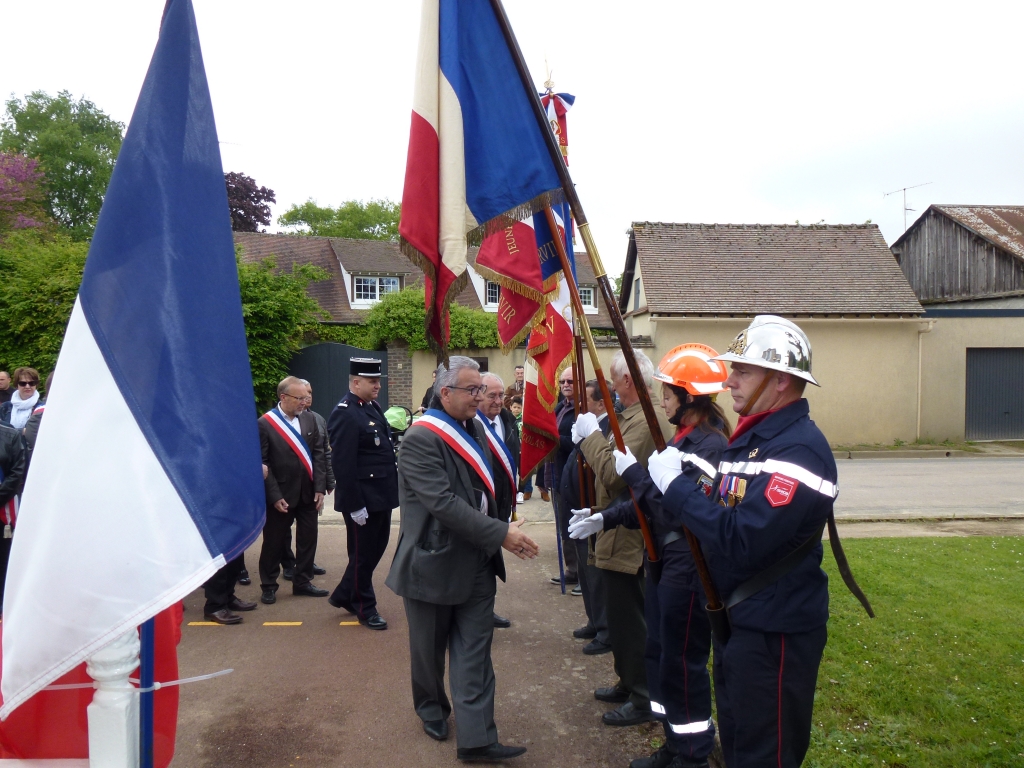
left=568, top=512, right=604, bottom=539
left=648, top=447, right=684, bottom=495
left=613, top=447, right=637, bottom=476
left=569, top=507, right=592, bottom=526
left=572, top=412, right=600, bottom=444
left=350, top=507, right=369, bottom=526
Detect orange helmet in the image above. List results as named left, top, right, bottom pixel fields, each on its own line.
left=653, top=343, right=729, bottom=396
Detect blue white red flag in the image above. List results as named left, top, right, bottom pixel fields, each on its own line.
left=0, top=0, right=265, bottom=718
left=400, top=0, right=564, bottom=357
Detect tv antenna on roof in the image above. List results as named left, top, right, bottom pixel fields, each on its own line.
left=884, top=182, right=932, bottom=234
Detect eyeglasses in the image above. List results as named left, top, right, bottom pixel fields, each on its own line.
left=17, top=381, right=38, bottom=387
left=446, top=384, right=486, bottom=397
left=280, top=392, right=304, bottom=401
left=559, top=379, right=574, bottom=386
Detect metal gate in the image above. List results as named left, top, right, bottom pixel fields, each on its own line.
left=965, top=348, right=1024, bottom=440
left=289, top=343, right=388, bottom=416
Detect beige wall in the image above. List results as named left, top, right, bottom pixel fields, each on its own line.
left=410, top=347, right=529, bottom=408
left=646, top=317, right=923, bottom=446
left=918, top=317, right=1024, bottom=441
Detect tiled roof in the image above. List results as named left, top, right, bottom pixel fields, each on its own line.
left=235, top=232, right=613, bottom=328
left=624, top=222, right=923, bottom=316
left=907, top=206, right=1024, bottom=263
left=234, top=232, right=358, bottom=322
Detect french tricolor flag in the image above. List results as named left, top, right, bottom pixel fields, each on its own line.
left=399, top=0, right=564, bottom=357
left=0, top=0, right=265, bottom=718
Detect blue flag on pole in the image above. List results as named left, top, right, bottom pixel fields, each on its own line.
left=1, top=0, right=265, bottom=717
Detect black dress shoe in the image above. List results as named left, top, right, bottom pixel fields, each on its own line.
left=457, top=743, right=527, bottom=762
left=666, top=757, right=709, bottom=768
left=228, top=597, right=258, bottom=612
left=583, top=639, right=613, bottom=655
left=293, top=583, right=329, bottom=597
left=360, top=613, right=388, bottom=630
left=630, top=745, right=676, bottom=768
left=573, top=625, right=597, bottom=639
left=328, top=595, right=355, bottom=612
left=492, top=613, right=511, bottom=628
left=313, top=563, right=326, bottom=575
left=422, top=719, right=449, bottom=741
left=594, top=685, right=630, bottom=703
left=237, top=570, right=251, bottom=586
left=602, top=701, right=653, bottom=727
left=260, top=589, right=276, bottom=605
left=282, top=567, right=294, bottom=581
left=204, top=609, right=242, bottom=625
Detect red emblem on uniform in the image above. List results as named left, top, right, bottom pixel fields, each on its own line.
left=765, top=473, right=798, bottom=507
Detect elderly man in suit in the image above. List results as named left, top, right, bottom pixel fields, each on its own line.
left=387, top=357, right=539, bottom=763
left=258, top=376, right=328, bottom=604
left=476, top=372, right=521, bottom=630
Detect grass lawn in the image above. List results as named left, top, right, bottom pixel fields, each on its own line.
left=806, top=537, right=1024, bottom=767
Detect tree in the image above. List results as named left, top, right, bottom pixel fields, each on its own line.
left=0, top=230, right=89, bottom=375
left=235, top=251, right=329, bottom=408
left=225, top=171, right=276, bottom=232
left=0, top=153, right=48, bottom=234
left=0, top=91, right=123, bottom=240
left=278, top=198, right=400, bottom=240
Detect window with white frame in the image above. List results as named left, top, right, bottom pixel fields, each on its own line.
left=579, top=286, right=596, bottom=308
left=353, top=276, right=401, bottom=303
left=485, top=280, right=500, bottom=306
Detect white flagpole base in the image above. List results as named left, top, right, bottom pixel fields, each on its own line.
left=86, top=630, right=140, bottom=768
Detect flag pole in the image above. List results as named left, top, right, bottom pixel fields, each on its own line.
left=139, top=617, right=156, bottom=768
left=543, top=206, right=660, bottom=565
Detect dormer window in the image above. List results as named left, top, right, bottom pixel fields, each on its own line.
left=485, top=280, right=500, bottom=307
left=353, top=276, right=400, bottom=305
left=579, top=286, right=595, bottom=309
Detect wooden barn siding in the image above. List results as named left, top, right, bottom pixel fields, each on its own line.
left=896, top=210, right=1024, bottom=302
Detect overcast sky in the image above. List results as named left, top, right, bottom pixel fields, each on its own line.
left=3, top=0, right=1023, bottom=277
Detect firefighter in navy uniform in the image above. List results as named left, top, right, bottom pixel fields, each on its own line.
left=327, top=358, right=399, bottom=630
left=570, top=344, right=731, bottom=768
left=650, top=316, right=871, bottom=768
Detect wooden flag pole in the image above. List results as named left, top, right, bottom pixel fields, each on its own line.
left=543, top=206, right=659, bottom=564
left=491, top=0, right=722, bottom=610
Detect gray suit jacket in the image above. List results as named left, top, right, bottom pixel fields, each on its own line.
left=386, top=416, right=509, bottom=605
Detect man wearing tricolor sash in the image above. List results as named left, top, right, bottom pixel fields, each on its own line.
left=387, top=357, right=538, bottom=762
left=257, top=376, right=328, bottom=604
left=476, top=372, right=521, bottom=630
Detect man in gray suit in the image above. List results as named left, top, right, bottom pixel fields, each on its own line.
left=386, top=356, right=539, bottom=763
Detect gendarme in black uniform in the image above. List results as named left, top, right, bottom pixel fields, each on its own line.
left=327, top=358, right=399, bottom=629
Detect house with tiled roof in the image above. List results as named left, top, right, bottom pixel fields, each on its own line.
left=233, top=232, right=613, bottom=411
left=619, top=222, right=927, bottom=445
left=890, top=206, right=1024, bottom=441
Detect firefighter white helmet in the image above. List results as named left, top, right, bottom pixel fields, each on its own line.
left=713, top=315, right=818, bottom=386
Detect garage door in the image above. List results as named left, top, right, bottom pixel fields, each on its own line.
left=965, top=348, right=1024, bottom=440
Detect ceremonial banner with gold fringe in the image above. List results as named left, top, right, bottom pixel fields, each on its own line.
left=519, top=205, right=575, bottom=478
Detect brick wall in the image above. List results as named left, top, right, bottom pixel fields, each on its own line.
left=387, top=339, right=414, bottom=408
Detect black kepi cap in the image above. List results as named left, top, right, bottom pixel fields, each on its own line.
left=350, top=357, right=383, bottom=378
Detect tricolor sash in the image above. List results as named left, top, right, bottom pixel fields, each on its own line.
left=477, top=411, right=518, bottom=493
left=413, top=409, right=495, bottom=499
left=262, top=408, right=313, bottom=480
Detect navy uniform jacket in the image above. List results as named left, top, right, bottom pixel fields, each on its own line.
left=661, top=399, right=835, bottom=634
left=601, top=422, right=727, bottom=592
left=328, top=391, right=399, bottom=514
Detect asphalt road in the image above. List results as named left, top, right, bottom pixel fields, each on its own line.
left=834, top=457, right=1024, bottom=519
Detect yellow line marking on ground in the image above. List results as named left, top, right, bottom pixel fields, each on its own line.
left=187, top=621, right=223, bottom=626
left=339, top=621, right=360, bottom=626
left=263, top=621, right=303, bottom=626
